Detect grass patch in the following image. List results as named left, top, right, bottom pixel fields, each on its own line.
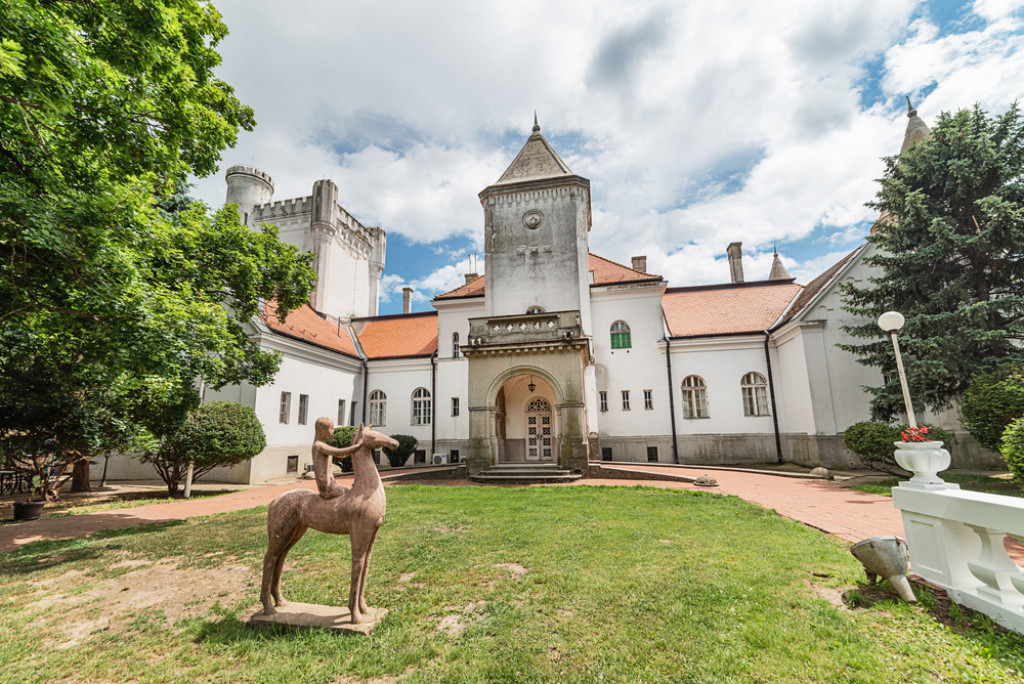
left=850, top=473, right=1022, bottom=498
left=1, top=484, right=1022, bottom=682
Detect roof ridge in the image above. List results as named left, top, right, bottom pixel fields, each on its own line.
left=588, top=251, right=661, bottom=279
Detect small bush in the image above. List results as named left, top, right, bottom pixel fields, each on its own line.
left=1000, top=418, right=1024, bottom=485
left=844, top=421, right=954, bottom=474
left=326, top=426, right=359, bottom=472
left=383, top=434, right=417, bottom=468
left=961, top=369, right=1024, bottom=451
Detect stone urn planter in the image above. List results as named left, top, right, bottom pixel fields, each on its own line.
left=893, top=441, right=950, bottom=486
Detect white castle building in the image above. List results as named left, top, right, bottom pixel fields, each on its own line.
left=175, top=107, right=997, bottom=484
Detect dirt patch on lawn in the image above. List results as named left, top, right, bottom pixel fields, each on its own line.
left=28, top=558, right=254, bottom=647
left=437, top=601, right=487, bottom=636
left=494, top=562, right=528, bottom=578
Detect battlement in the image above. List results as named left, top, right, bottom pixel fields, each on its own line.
left=225, top=165, right=275, bottom=193
left=253, top=196, right=382, bottom=253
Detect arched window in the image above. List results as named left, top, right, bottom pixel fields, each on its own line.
left=681, top=375, right=709, bottom=419
left=452, top=332, right=460, bottom=358
left=741, top=372, right=770, bottom=417
left=527, top=305, right=545, bottom=315
left=368, top=390, right=387, bottom=426
left=610, top=321, right=631, bottom=349
left=412, top=387, right=432, bottom=425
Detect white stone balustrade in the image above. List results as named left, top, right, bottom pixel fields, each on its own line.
left=893, top=478, right=1024, bottom=634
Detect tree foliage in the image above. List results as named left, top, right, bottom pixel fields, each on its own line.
left=841, top=105, right=1024, bottom=419
left=960, top=368, right=1024, bottom=451
left=0, top=1, right=315, bottom=484
left=327, top=426, right=359, bottom=473
left=383, top=435, right=418, bottom=468
left=143, top=400, right=265, bottom=495
left=1000, top=418, right=1024, bottom=486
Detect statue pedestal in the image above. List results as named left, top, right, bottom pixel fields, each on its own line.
left=247, top=602, right=387, bottom=635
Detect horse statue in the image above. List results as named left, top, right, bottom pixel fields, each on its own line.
left=260, top=423, right=396, bottom=624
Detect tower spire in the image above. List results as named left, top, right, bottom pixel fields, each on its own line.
left=533, top=110, right=540, bottom=133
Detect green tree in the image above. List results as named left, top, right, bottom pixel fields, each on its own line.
left=841, top=105, right=1024, bottom=420
left=144, top=401, right=266, bottom=495
left=960, top=368, right=1024, bottom=451
left=327, top=425, right=359, bottom=473
left=0, top=1, right=315, bottom=489
left=383, top=435, right=418, bottom=468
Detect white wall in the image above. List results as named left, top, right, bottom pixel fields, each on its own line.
left=363, top=357, right=435, bottom=454
left=590, top=285, right=671, bottom=437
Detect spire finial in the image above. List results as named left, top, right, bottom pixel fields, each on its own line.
left=906, top=96, right=917, bottom=118
left=533, top=110, right=540, bottom=133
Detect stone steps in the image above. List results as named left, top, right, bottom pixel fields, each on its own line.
left=469, top=462, right=582, bottom=484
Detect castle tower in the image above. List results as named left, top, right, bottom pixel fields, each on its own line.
left=225, top=165, right=274, bottom=227
left=873, top=98, right=933, bottom=234
left=478, top=115, right=593, bottom=334
left=309, top=179, right=340, bottom=313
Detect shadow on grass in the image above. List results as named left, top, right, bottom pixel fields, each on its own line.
left=0, top=518, right=187, bottom=574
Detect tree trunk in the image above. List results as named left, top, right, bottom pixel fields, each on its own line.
left=71, top=459, right=91, bottom=493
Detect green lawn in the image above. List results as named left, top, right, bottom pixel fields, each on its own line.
left=1, top=484, right=1021, bottom=683
left=850, top=472, right=1023, bottom=498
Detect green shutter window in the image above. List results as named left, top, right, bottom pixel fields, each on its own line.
left=610, top=321, right=631, bottom=349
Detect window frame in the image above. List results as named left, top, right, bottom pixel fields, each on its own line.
left=337, top=399, right=347, bottom=426
left=681, top=375, right=709, bottom=419
left=412, top=387, right=432, bottom=426
left=452, top=332, right=460, bottom=358
left=599, top=390, right=608, bottom=412
left=451, top=396, right=460, bottom=417
left=621, top=390, right=630, bottom=411
left=279, top=391, right=291, bottom=424
left=610, top=320, right=632, bottom=349
left=741, top=372, right=770, bottom=417
left=368, top=389, right=387, bottom=426
left=643, top=389, right=654, bottom=410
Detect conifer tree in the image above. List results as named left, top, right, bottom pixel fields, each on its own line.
left=841, top=104, right=1024, bottom=420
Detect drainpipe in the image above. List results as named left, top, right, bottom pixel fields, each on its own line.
left=763, top=330, right=783, bottom=464
left=664, top=337, right=680, bottom=464
left=360, top=358, right=368, bottom=424
left=430, top=351, right=438, bottom=455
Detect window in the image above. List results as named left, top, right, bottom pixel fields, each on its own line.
left=601, top=447, right=613, bottom=461
left=286, top=455, right=299, bottom=473
left=647, top=446, right=658, bottom=463
left=279, top=392, right=291, bottom=424
left=451, top=397, right=460, bottom=417
left=621, top=390, right=630, bottom=411
left=741, top=372, right=770, bottom=417
left=527, top=305, right=545, bottom=314
left=337, top=399, right=347, bottom=426
left=350, top=401, right=358, bottom=426
left=610, top=320, right=631, bottom=349
left=643, top=389, right=654, bottom=410
left=298, top=394, right=309, bottom=425
left=369, top=390, right=387, bottom=426
left=449, top=449, right=460, bottom=463
left=681, top=376, right=709, bottom=419
left=414, top=449, right=427, bottom=464
left=412, top=388, right=432, bottom=425
left=599, top=391, right=608, bottom=412
left=452, top=332, right=460, bottom=358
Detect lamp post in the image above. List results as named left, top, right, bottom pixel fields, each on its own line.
left=877, top=311, right=917, bottom=428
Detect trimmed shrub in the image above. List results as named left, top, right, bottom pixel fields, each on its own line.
left=961, top=369, right=1024, bottom=451
left=1000, top=418, right=1024, bottom=485
left=843, top=421, right=954, bottom=474
left=148, top=401, right=266, bottom=495
left=383, top=434, right=417, bottom=468
left=327, top=425, right=359, bottom=472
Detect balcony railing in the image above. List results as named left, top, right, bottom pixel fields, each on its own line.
left=465, top=310, right=582, bottom=349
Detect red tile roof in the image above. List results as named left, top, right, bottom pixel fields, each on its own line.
left=662, top=281, right=803, bottom=338
left=355, top=312, right=438, bottom=359
left=260, top=301, right=359, bottom=357
left=434, top=253, right=660, bottom=300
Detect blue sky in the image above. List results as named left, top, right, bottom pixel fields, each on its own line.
left=192, top=0, right=1024, bottom=315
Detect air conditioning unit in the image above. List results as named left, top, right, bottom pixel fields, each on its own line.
left=432, top=453, right=448, bottom=465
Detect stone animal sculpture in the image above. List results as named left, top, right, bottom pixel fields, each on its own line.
left=260, top=424, right=396, bottom=623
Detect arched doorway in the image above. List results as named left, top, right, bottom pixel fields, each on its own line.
left=494, top=374, right=557, bottom=463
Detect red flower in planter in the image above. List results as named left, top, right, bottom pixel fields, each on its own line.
left=901, top=426, right=931, bottom=443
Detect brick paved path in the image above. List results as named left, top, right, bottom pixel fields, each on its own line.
left=1, top=466, right=906, bottom=553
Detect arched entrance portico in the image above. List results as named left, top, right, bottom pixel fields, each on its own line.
left=494, top=374, right=558, bottom=463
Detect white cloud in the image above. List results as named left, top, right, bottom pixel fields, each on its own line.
left=194, top=0, right=1024, bottom=294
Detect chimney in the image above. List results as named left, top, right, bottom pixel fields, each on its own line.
left=726, top=242, right=744, bottom=283
left=631, top=256, right=647, bottom=273
left=464, top=272, right=478, bottom=285
left=402, top=287, right=413, bottom=314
